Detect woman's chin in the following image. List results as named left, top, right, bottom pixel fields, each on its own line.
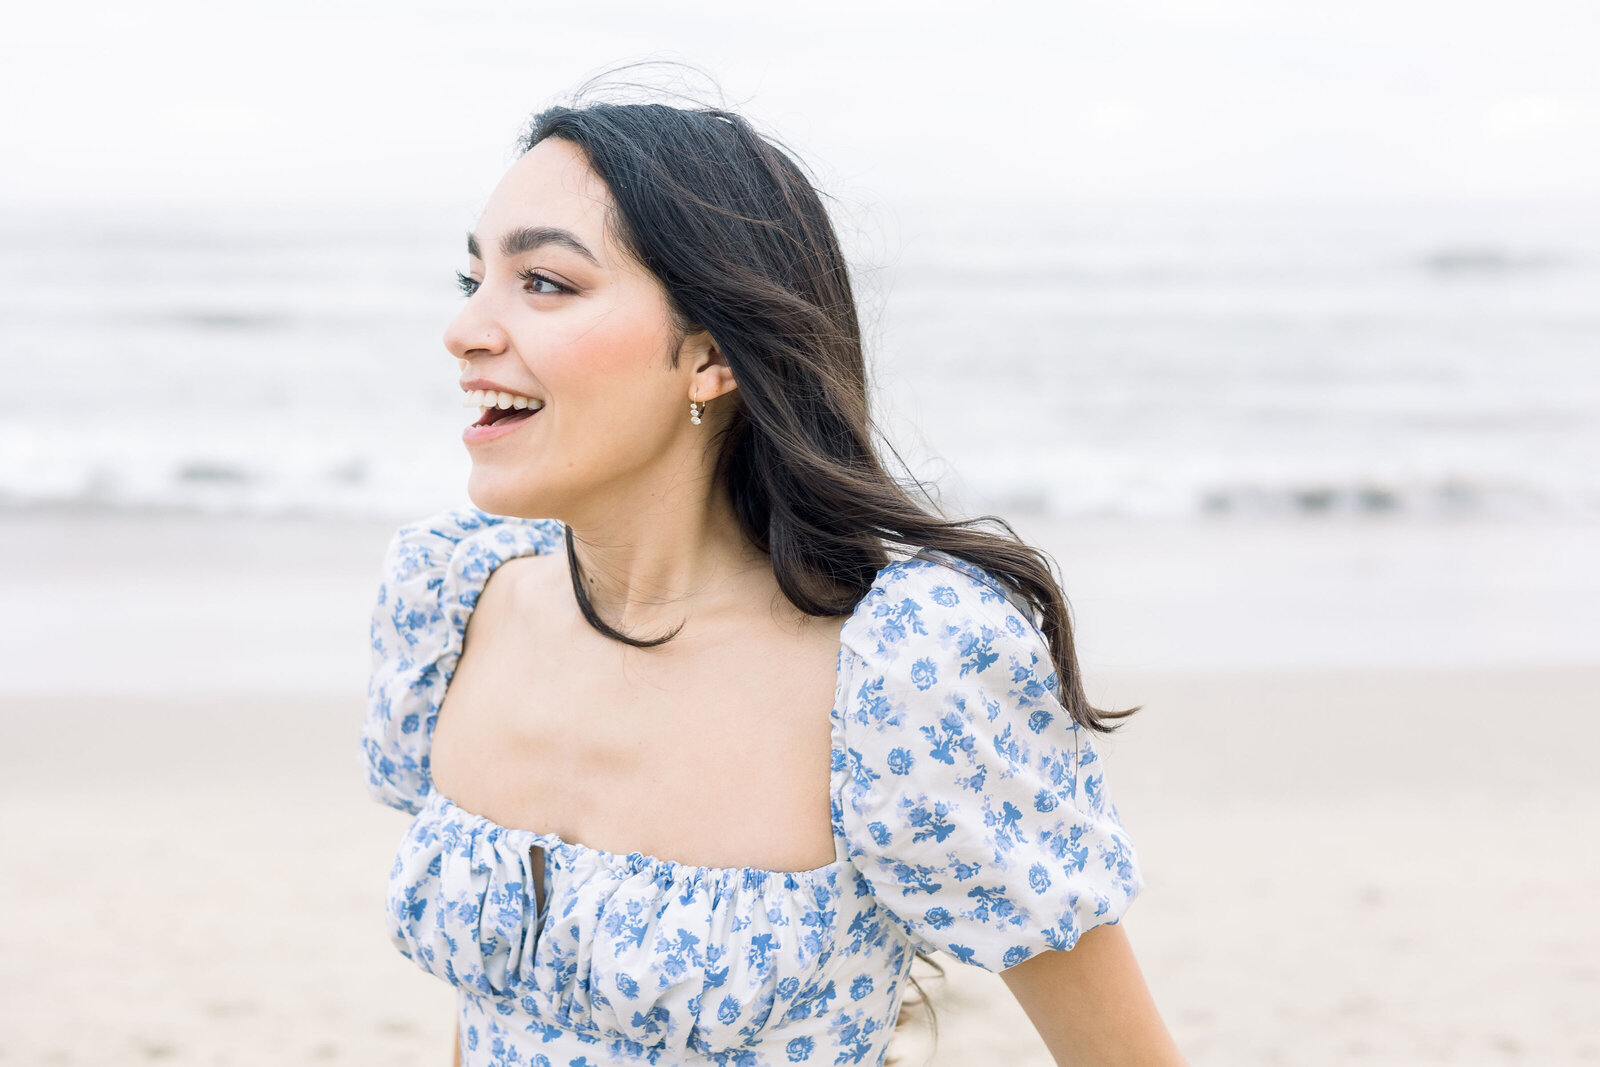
left=464, top=478, right=548, bottom=521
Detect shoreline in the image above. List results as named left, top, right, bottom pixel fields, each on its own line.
left=4, top=508, right=1597, bottom=697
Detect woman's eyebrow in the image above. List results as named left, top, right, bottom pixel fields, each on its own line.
left=465, top=226, right=601, bottom=267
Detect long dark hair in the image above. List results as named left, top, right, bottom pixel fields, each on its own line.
left=523, top=93, right=1138, bottom=734
left=519, top=76, right=1140, bottom=1055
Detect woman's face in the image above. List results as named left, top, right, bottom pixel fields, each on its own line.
left=444, top=136, right=718, bottom=520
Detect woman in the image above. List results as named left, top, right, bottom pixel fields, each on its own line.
left=361, top=93, right=1186, bottom=1066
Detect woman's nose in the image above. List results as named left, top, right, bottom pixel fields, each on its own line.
left=442, top=301, right=509, bottom=361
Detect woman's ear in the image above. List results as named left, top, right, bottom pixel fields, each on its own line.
left=682, top=327, right=738, bottom=401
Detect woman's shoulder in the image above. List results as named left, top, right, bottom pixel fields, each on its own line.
left=360, top=504, right=565, bottom=814
left=371, top=504, right=565, bottom=675
left=839, top=547, right=1047, bottom=685
left=381, top=505, right=565, bottom=591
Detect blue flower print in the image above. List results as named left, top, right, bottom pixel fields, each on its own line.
left=629, top=1005, right=669, bottom=1039
left=1084, top=772, right=1104, bottom=808
left=849, top=676, right=901, bottom=728
left=871, top=596, right=927, bottom=647
left=984, top=800, right=1025, bottom=851
left=886, top=747, right=915, bottom=775
left=844, top=747, right=879, bottom=789
left=906, top=800, right=957, bottom=844
left=746, top=933, right=778, bottom=972
left=955, top=627, right=1000, bottom=678
left=919, top=712, right=972, bottom=766
left=1002, top=945, right=1033, bottom=968
left=887, top=860, right=943, bottom=895
left=908, top=657, right=938, bottom=690
left=785, top=1035, right=815, bottom=1061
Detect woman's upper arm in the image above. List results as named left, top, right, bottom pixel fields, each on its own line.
left=999, top=922, right=1187, bottom=1067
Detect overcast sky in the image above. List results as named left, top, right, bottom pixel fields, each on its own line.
left=4, top=0, right=1597, bottom=211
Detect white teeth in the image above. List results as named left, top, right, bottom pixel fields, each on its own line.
left=462, top=388, right=543, bottom=411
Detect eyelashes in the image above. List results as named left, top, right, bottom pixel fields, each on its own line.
left=518, top=268, right=570, bottom=295
left=453, top=269, right=571, bottom=298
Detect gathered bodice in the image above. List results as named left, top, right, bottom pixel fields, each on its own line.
left=362, top=505, right=1143, bottom=1065
left=390, top=789, right=908, bottom=1063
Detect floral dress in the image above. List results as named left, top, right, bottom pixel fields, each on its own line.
left=360, top=506, right=1143, bottom=1066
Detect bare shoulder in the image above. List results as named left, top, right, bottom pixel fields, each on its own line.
left=463, top=549, right=568, bottom=645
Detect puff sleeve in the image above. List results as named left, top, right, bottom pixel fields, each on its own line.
left=359, top=504, right=563, bottom=814
left=834, top=555, right=1143, bottom=972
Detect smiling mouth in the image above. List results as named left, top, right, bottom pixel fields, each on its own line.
left=474, top=406, right=542, bottom=428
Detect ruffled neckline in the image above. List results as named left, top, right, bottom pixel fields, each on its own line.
left=423, top=787, right=853, bottom=889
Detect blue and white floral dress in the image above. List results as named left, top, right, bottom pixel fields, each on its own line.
left=360, top=506, right=1143, bottom=1066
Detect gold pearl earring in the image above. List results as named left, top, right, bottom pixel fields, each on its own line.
left=689, top=397, right=704, bottom=425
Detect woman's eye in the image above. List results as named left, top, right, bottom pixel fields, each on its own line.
left=453, top=268, right=569, bottom=298
left=517, top=268, right=569, bottom=295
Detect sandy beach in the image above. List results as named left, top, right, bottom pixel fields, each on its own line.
left=6, top=1, right=1598, bottom=1061
left=2, top=509, right=1595, bottom=1065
